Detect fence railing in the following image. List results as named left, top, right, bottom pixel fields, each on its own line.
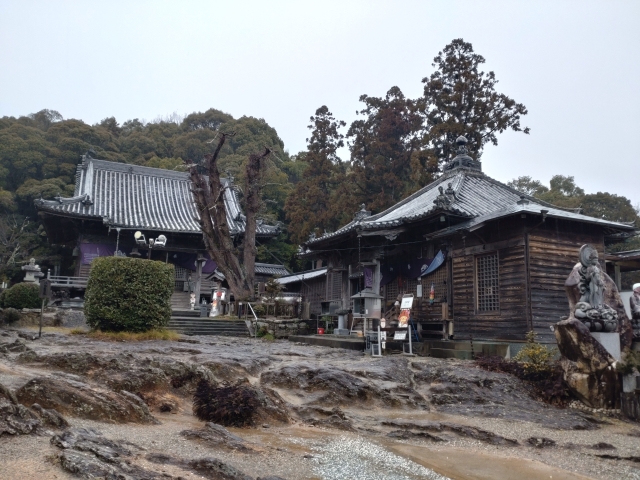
left=48, top=276, right=89, bottom=288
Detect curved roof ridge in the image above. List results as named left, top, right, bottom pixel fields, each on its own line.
left=482, top=175, right=583, bottom=213
left=366, top=169, right=466, bottom=222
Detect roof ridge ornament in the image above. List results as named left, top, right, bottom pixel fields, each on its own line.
left=433, top=184, right=457, bottom=209
left=354, top=203, right=371, bottom=221
left=516, top=195, right=529, bottom=205
left=443, top=136, right=482, bottom=172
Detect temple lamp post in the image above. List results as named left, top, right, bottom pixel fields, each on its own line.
left=134, top=231, right=167, bottom=259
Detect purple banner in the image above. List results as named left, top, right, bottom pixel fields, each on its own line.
left=364, top=267, right=373, bottom=288
left=170, top=252, right=217, bottom=273
left=80, top=243, right=115, bottom=265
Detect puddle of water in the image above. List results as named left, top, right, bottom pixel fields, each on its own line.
left=387, top=443, right=594, bottom=480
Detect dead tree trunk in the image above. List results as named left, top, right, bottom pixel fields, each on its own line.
left=187, top=133, right=271, bottom=301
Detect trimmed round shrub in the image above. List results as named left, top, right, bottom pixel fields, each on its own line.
left=0, top=283, right=41, bottom=309
left=84, top=257, right=174, bottom=332
left=2, top=307, right=22, bottom=324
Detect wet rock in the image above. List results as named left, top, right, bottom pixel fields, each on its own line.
left=555, top=318, right=619, bottom=408
left=382, top=419, right=518, bottom=446
left=411, top=360, right=597, bottom=429
left=52, top=428, right=173, bottom=479
left=527, top=437, right=557, bottom=448
left=261, top=363, right=404, bottom=407
left=31, top=403, right=69, bottom=428
left=181, top=422, right=256, bottom=452
left=0, top=381, right=19, bottom=405
left=0, top=338, right=30, bottom=353
left=387, top=429, right=445, bottom=442
left=0, top=397, right=43, bottom=437
left=16, top=376, right=158, bottom=424
left=589, top=442, right=616, bottom=450
left=295, top=406, right=355, bottom=431
left=147, top=452, right=254, bottom=480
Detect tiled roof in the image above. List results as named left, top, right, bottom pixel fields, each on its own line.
left=275, top=268, right=327, bottom=285
left=254, top=263, right=290, bottom=277
left=306, top=163, right=635, bottom=247
left=35, top=156, right=279, bottom=237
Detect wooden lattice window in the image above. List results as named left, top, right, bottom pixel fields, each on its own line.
left=421, top=264, right=448, bottom=302
left=328, top=272, right=342, bottom=300
left=476, top=253, right=499, bottom=312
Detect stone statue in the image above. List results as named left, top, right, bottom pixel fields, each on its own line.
left=630, top=283, right=640, bottom=338
left=433, top=186, right=452, bottom=209
left=554, top=244, right=635, bottom=409
left=444, top=182, right=457, bottom=202
left=573, top=245, right=618, bottom=332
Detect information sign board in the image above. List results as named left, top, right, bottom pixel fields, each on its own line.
left=393, top=330, right=407, bottom=341
left=400, top=296, right=414, bottom=309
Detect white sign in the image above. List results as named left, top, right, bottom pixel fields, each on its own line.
left=393, top=330, right=407, bottom=341
left=400, top=296, right=414, bottom=309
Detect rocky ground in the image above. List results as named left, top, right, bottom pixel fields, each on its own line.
left=1, top=327, right=640, bottom=480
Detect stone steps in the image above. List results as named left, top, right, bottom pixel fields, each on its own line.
left=168, top=318, right=250, bottom=337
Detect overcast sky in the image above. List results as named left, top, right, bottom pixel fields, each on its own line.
left=1, top=1, right=638, bottom=206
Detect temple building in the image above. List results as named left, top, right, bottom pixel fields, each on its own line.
left=299, top=137, right=636, bottom=345
left=35, top=153, right=287, bottom=307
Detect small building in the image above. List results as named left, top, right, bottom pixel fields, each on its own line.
left=275, top=267, right=328, bottom=317
left=35, top=153, right=283, bottom=308
left=301, top=137, right=636, bottom=344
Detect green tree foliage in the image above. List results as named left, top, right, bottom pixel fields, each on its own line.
left=284, top=106, right=348, bottom=244
left=508, top=174, right=639, bottom=225
left=84, top=257, right=174, bottom=332
left=348, top=87, right=429, bottom=212
left=420, top=38, right=530, bottom=165
left=0, top=106, right=299, bottom=273
left=506, top=176, right=548, bottom=197
left=0, top=282, right=40, bottom=309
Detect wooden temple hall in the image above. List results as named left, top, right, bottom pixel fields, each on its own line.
left=35, top=153, right=289, bottom=308
left=297, top=137, right=636, bottom=346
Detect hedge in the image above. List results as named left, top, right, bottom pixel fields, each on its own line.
left=0, top=283, right=41, bottom=309
left=84, top=257, right=174, bottom=332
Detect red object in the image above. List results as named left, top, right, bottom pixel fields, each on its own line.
left=317, top=328, right=325, bottom=335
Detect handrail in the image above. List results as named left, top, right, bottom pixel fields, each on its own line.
left=247, top=303, right=259, bottom=338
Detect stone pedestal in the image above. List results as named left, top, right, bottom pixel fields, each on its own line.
left=335, top=314, right=350, bottom=336
left=591, top=332, right=621, bottom=361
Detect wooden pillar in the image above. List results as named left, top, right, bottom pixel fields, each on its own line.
left=194, top=254, right=204, bottom=302
left=614, top=264, right=622, bottom=291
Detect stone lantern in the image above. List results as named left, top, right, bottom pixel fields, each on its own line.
left=21, top=258, right=44, bottom=283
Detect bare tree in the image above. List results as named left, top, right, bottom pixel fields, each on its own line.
left=187, top=133, right=271, bottom=300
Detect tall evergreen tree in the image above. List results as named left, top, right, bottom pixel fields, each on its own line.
left=284, top=106, right=347, bottom=244
left=347, top=87, right=428, bottom=213
left=421, top=38, right=530, bottom=168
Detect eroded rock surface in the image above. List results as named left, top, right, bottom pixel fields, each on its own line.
left=16, top=376, right=158, bottom=424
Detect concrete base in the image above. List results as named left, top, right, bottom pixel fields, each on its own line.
left=289, top=334, right=365, bottom=350
left=591, top=332, right=621, bottom=361
left=421, top=340, right=510, bottom=360
left=334, top=328, right=350, bottom=336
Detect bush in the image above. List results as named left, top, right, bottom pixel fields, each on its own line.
left=617, top=350, right=640, bottom=375
left=513, top=331, right=555, bottom=377
left=193, top=380, right=260, bottom=427
left=0, top=283, right=41, bottom=309
left=1, top=307, right=22, bottom=324
left=84, top=257, right=174, bottom=332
